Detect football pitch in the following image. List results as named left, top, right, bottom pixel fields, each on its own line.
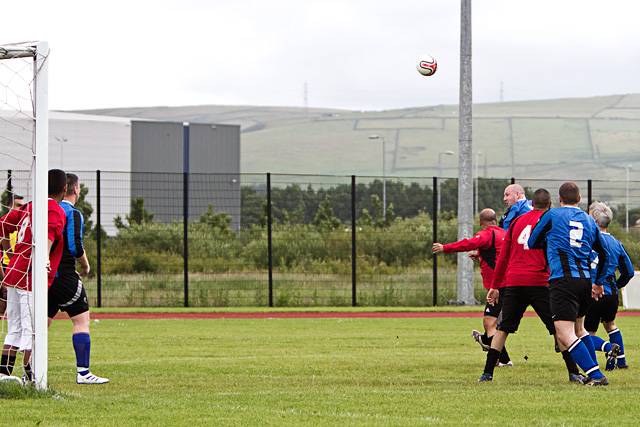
left=2, top=313, right=640, bottom=426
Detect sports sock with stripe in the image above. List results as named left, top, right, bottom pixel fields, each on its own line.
left=589, top=335, right=611, bottom=353
left=579, top=334, right=597, bottom=365
left=568, top=338, right=604, bottom=379
left=73, top=333, right=91, bottom=375
left=608, top=328, right=626, bottom=366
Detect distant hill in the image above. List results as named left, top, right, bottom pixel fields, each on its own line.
left=78, top=94, right=640, bottom=180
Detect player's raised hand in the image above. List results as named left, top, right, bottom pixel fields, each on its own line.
left=432, top=243, right=444, bottom=254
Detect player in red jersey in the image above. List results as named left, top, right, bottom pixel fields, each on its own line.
left=0, top=169, right=67, bottom=383
left=478, top=189, right=584, bottom=383
left=432, top=208, right=511, bottom=366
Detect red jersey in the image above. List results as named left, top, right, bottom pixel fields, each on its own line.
left=443, top=225, right=505, bottom=290
left=491, top=209, right=549, bottom=289
left=0, top=199, right=66, bottom=291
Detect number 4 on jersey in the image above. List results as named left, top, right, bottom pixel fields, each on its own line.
left=517, top=225, right=532, bottom=250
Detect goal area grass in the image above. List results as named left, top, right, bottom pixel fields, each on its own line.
left=2, top=315, right=639, bottom=426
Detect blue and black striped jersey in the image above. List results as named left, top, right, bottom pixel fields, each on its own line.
left=500, top=198, right=533, bottom=231
left=528, top=206, right=606, bottom=282
left=58, top=199, right=85, bottom=276
left=589, top=233, right=634, bottom=295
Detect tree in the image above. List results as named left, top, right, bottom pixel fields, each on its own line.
left=75, top=183, right=94, bottom=235
left=115, top=197, right=154, bottom=230
left=312, top=198, right=341, bottom=230
left=199, top=205, right=232, bottom=234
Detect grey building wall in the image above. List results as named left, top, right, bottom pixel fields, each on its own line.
left=130, top=121, right=241, bottom=230
left=189, top=124, right=241, bottom=231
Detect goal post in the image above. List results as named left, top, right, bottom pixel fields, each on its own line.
left=0, top=41, right=49, bottom=390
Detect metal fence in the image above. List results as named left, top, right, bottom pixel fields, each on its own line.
left=2, top=170, right=640, bottom=307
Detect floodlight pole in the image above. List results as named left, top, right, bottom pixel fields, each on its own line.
left=457, top=0, right=475, bottom=304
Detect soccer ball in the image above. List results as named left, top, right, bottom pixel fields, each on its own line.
left=417, top=55, right=437, bottom=76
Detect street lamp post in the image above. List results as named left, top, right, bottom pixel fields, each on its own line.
left=55, top=136, right=68, bottom=169
left=437, top=150, right=455, bottom=212
left=369, top=135, right=387, bottom=219
left=626, top=165, right=632, bottom=232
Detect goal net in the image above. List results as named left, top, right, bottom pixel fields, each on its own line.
left=0, top=41, right=49, bottom=389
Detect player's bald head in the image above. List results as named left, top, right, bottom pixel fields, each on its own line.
left=503, top=184, right=526, bottom=207
left=479, top=208, right=497, bottom=225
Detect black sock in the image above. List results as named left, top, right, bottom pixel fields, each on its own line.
left=484, top=348, right=501, bottom=376
left=23, top=363, right=33, bottom=382
left=499, top=346, right=511, bottom=364
left=562, top=350, right=580, bottom=375
left=0, top=354, right=16, bottom=376
left=481, top=333, right=493, bottom=346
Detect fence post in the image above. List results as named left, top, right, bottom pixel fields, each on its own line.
left=510, top=177, right=516, bottom=185
left=6, top=169, right=12, bottom=195
left=432, top=176, right=438, bottom=306
left=587, top=179, right=593, bottom=209
left=267, top=173, right=274, bottom=307
left=351, top=175, right=357, bottom=307
left=96, top=169, right=102, bottom=308
left=183, top=171, right=189, bottom=307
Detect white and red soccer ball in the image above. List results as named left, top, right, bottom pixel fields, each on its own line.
left=416, top=54, right=437, bottom=76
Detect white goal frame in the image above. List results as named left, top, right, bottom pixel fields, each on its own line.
left=0, top=41, right=49, bottom=390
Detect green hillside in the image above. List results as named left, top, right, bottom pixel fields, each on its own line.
left=79, top=94, right=640, bottom=180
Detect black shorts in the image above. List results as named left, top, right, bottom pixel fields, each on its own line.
left=497, top=286, right=555, bottom=335
left=549, top=278, right=593, bottom=322
left=584, top=294, right=619, bottom=332
left=48, top=273, right=90, bottom=318
left=483, top=289, right=503, bottom=318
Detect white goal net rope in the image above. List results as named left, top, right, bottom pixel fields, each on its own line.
left=0, top=42, right=48, bottom=385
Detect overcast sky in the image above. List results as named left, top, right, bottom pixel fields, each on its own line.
left=4, top=0, right=640, bottom=111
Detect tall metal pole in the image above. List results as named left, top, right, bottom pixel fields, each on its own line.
left=457, top=0, right=475, bottom=305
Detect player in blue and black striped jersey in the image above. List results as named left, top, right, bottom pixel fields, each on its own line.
left=48, top=173, right=109, bottom=384
left=528, top=181, right=609, bottom=386
left=585, top=202, right=634, bottom=370
left=499, top=184, right=532, bottom=231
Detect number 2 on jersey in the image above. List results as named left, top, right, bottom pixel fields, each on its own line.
left=569, top=221, right=583, bottom=248
left=517, top=225, right=532, bottom=250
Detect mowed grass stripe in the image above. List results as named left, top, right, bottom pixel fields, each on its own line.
left=2, top=317, right=639, bottom=426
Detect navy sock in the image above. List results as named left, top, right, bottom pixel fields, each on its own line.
left=569, top=339, right=604, bottom=379
left=580, top=334, right=598, bottom=365
left=589, top=335, right=611, bottom=353
left=72, top=333, right=91, bottom=374
left=561, top=350, right=579, bottom=376
left=608, top=329, right=626, bottom=366
left=498, top=346, right=511, bottom=364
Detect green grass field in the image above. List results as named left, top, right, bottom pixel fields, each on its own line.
left=2, top=315, right=640, bottom=426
